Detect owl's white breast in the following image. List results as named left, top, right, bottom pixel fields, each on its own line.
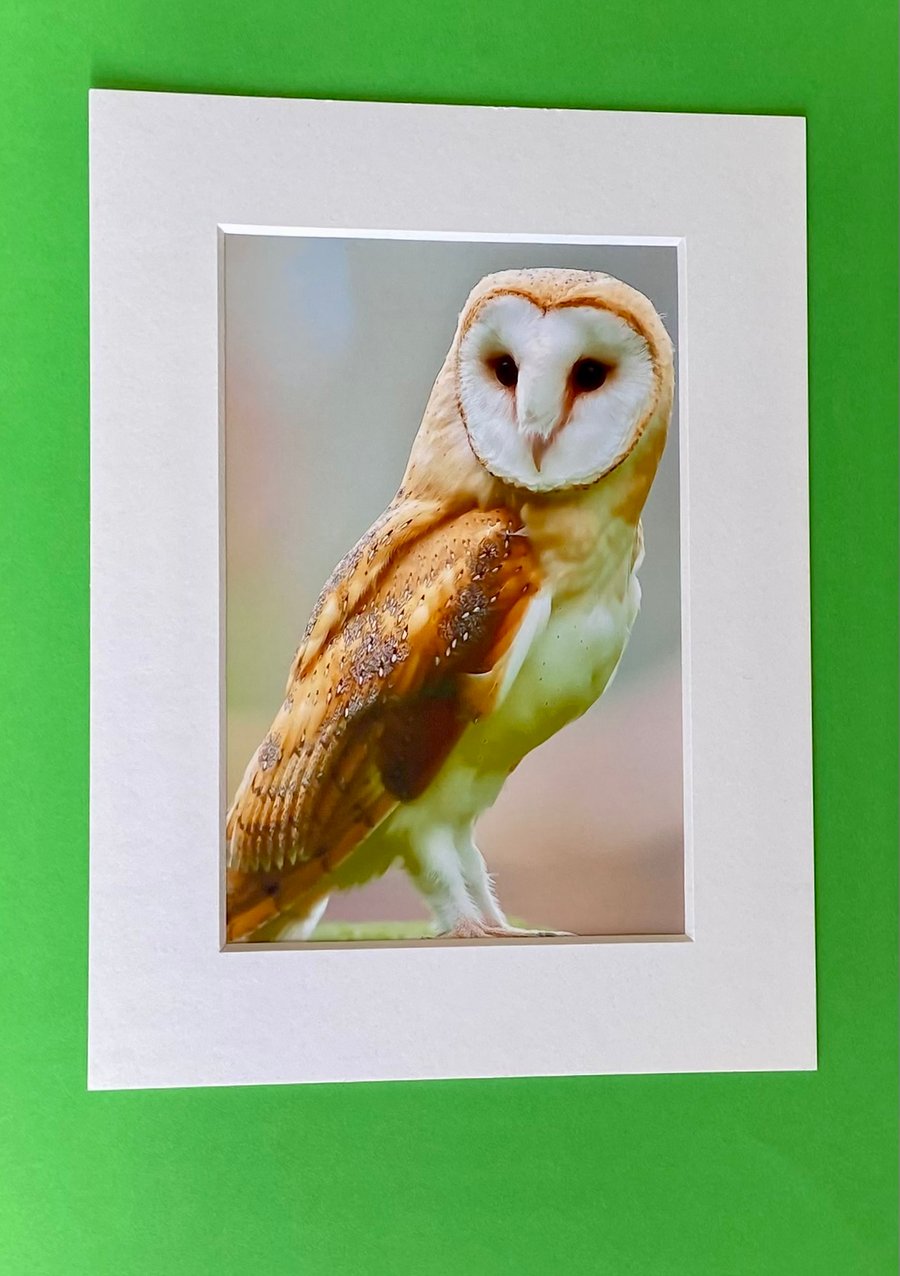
left=470, top=531, right=641, bottom=773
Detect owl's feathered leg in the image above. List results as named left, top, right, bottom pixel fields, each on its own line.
left=455, top=829, right=573, bottom=938
left=406, top=826, right=571, bottom=939
left=455, top=831, right=508, bottom=929
left=405, top=827, right=485, bottom=936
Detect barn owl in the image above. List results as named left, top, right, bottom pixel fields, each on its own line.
left=226, top=267, right=674, bottom=942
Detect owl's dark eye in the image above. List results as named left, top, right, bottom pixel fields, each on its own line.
left=571, top=357, right=609, bottom=393
left=491, top=354, right=519, bottom=388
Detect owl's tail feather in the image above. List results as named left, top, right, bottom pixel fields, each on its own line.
left=225, top=863, right=329, bottom=943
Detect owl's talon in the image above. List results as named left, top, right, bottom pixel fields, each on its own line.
left=439, top=919, right=573, bottom=940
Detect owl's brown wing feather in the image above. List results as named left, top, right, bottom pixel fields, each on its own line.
left=225, top=506, right=540, bottom=942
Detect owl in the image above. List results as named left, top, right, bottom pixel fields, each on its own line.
left=226, top=267, right=674, bottom=942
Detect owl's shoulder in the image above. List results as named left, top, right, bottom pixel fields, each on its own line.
left=294, top=497, right=536, bottom=672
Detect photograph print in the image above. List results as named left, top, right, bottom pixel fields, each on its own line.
left=223, top=233, right=683, bottom=945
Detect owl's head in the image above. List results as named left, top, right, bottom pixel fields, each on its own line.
left=454, top=268, right=673, bottom=494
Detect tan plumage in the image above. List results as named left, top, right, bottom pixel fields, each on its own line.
left=227, top=267, right=674, bottom=942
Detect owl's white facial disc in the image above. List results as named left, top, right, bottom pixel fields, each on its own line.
left=457, top=294, right=657, bottom=493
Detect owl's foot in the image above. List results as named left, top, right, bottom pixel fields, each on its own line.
left=440, top=918, right=573, bottom=940
left=410, top=830, right=573, bottom=940
left=482, top=924, right=574, bottom=939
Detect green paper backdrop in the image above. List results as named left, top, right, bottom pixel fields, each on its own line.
left=1, top=1, right=897, bottom=1272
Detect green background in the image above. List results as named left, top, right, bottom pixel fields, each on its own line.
left=1, top=1, right=897, bottom=1271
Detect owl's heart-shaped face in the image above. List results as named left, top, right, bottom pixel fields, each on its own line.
left=456, top=292, right=660, bottom=493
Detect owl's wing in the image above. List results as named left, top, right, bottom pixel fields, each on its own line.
left=225, top=506, right=540, bottom=941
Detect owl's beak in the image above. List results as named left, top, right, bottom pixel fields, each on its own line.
left=516, top=366, right=568, bottom=472
left=521, top=416, right=566, bottom=472
left=528, top=432, right=554, bottom=471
